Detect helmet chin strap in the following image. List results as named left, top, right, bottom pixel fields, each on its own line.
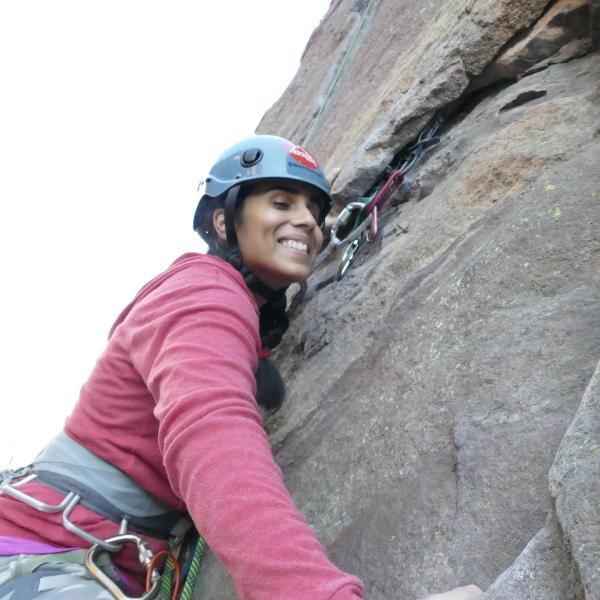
left=224, top=186, right=241, bottom=248
left=222, top=186, right=287, bottom=304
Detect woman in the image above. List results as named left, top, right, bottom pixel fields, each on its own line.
left=0, top=135, right=482, bottom=600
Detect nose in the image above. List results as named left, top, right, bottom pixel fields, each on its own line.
left=291, top=198, right=319, bottom=229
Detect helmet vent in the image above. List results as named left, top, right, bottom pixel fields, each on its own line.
left=241, top=148, right=263, bottom=168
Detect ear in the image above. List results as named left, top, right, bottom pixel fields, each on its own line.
left=212, top=208, right=227, bottom=244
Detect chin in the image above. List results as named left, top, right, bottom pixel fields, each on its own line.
left=263, top=268, right=312, bottom=290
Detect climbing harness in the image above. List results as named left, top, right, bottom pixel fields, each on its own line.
left=0, top=433, right=191, bottom=550
left=0, top=432, right=206, bottom=598
left=331, top=114, right=443, bottom=279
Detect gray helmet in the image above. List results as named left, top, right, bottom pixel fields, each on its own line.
left=193, top=134, right=332, bottom=244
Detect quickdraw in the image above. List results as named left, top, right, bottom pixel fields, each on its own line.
left=84, top=530, right=207, bottom=600
left=85, top=533, right=162, bottom=600
left=331, top=114, right=442, bottom=279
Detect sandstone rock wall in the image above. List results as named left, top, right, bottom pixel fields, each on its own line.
left=194, top=1, right=600, bottom=598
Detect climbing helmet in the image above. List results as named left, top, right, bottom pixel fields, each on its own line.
left=193, top=135, right=332, bottom=245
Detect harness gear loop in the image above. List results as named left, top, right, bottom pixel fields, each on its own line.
left=85, top=533, right=161, bottom=600
left=61, top=493, right=128, bottom=552
left=0, top=471, right=76, bottom=513
left=0, top=469, right=125, bottom=552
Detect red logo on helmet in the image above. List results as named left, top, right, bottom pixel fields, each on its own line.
left=287, top=143, right=318, bottom=169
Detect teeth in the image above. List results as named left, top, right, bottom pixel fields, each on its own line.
left=280, top=239, right=308, bottom=252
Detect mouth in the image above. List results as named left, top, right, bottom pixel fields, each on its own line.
left=278, top=238, right=310, bottom=254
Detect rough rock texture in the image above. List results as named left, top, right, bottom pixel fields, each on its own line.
left=194, top=2, right=600, bottom=599
left=258, top=0, right=553, bottom=201
left=470, top=0, right=592, bottom=90
left=481, top=513, right=580, bottom=600
left=485, top=359, right=600, bottom=599
left=549, top=361, right=600, bottom=598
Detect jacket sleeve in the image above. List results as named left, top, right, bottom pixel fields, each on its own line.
left=124, top=264, right=364, bottom=600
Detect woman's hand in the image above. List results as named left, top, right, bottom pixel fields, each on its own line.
left=421, top=584, right=484, bottom=600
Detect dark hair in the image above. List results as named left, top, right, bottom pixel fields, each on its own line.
left=202, top=186, right=289, bottom=412
left=197, top=195, right=225, bottom=249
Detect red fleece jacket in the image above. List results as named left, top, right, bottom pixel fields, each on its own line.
left=0, top=253, right=364, bottom=600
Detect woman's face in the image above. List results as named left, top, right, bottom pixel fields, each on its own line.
left=234, top=182, right=325, bottom=290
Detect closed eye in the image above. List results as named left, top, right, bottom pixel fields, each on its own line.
left=268, top=188, right=321, bottom=222
left=273, top=200, right=291, bottom=209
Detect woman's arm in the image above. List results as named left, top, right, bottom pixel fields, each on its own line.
left=127, top=263, right=364, bottom=600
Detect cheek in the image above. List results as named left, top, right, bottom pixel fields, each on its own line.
left=239, top=206, right=282, bottom=236
left=235, top=214, right=279, bottom=259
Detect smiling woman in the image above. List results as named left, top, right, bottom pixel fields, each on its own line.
left=224, top=184, right=325, bottom=290
left=0, top=128, right=484, bottom=599
left=193, top=134, right=332, bottom=293
left=0, top=134, right=366, bottom=599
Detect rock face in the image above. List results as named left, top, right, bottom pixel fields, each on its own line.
left=470, top=0, right=592, bottom=90
left=194, top=2, right=600, bottom=599
left=484, top=361, right=600, bottom=599
left=259, top=0, right=555, bottom=201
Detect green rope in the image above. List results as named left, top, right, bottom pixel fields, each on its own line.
left=179, top=535, right=207, bottom=600
left=160, top=537, right=179, bottom=599
left=304, top=0, right=377, bottom=146
left=159, top=533, right=207, bottom=599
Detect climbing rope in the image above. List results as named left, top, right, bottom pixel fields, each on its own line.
left=304, top=0, right=378, bottom=146
left=147, top=550, right=181, bottom=599
left=179, top=535, right=207, bottom=600
left=159, top=532, right=207, bottom=599
left=159, top=537, right=179, bottom=599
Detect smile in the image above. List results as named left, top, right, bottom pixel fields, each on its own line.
left=279, top=239, right=309, bottom=253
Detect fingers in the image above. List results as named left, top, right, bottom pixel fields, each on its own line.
left=422, top=584, right=484, bottom=600
left=458, top=585, right=484, bottom=600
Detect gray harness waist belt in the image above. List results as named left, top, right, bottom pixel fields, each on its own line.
left=0, top=432, right=191, bottom=549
